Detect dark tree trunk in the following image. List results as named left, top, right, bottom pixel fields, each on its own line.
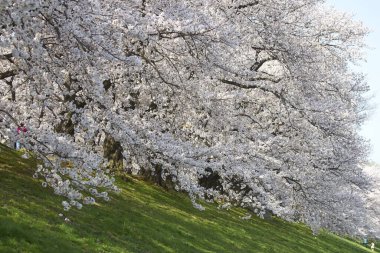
left=103, top=133, right=124, bottom=171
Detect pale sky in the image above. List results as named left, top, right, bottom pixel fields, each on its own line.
left=327, top=0, right=380, bottom=164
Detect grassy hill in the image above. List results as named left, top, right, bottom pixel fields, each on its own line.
left=0, top=144, right=376, bottom=253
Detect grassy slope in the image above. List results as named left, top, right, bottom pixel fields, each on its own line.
left=0, top=144, right=375, bottom=253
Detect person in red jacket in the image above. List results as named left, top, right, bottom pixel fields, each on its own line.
left=15, top=123, right=27, bottom=150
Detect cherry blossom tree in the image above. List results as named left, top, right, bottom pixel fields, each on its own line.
left=0, top=0, right=374, bottom=234
left=363, top=164, right=380, bottom=238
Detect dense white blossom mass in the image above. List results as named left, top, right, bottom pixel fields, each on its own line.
left=0, top=0, right=377, bottom=235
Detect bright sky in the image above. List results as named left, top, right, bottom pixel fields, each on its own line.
left=327, top=0, right=380, bottom=164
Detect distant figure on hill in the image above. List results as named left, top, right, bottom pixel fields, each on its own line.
left=371, top=242, right=375, bottom=252
left=15, top=123, right=27, bottom=150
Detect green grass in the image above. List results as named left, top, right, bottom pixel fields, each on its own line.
left=0, top=143, right=376, bottom=253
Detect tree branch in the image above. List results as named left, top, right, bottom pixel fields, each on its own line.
left=236, top=1, right=259, bottom=10
left=0, top=70, right=17, bottom=80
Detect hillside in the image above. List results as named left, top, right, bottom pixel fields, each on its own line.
left=0, top=144, right=375, bottom=253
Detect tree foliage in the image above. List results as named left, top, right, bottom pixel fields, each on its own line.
left=0, top=0, right=373, bottom=234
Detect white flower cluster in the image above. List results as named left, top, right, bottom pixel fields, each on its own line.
left=34, top=159, right=116, bottom=211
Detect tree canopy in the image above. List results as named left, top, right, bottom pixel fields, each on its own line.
left=0, top=0, right=374, bottom=235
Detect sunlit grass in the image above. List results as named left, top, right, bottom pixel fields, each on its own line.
left=0, top=143, right=376, bottom=252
